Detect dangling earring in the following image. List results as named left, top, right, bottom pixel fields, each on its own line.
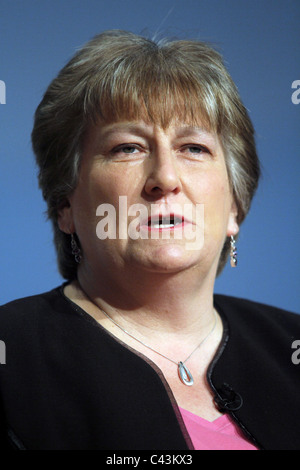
left=71, top=233, right=82, bottom=263
left=230, top=235, right=237, bottom=267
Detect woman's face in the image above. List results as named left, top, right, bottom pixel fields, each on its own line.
left=59, top=119, right=239, bottom=279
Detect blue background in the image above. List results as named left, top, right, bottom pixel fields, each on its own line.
left=0, top=0, right=299, bottom=312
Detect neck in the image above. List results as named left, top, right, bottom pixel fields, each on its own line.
left=76, top=260, right=218, bottom=335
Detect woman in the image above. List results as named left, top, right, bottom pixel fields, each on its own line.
left=1, top=30, right=299, bottom=451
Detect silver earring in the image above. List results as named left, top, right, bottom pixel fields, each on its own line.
left=230, top=235, right=237, bottom=267
left=71, top=233, right=82, bottom=263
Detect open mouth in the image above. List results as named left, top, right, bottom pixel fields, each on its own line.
left=147, top=214, right=185, bottom=229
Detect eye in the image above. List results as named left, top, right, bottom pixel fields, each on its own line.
left=181, top=144, right=211, bottom=158
left=112, top=145, right=139, bottom=154
left=187, top=145, right=209, bottom=153
left=108, top=144, right=146, bottom=161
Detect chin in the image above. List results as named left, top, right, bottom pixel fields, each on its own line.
left=131, top=243, right=202, bottom=273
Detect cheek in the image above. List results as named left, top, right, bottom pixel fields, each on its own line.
left=197, top=172, right=232, bottom=227
left=194, top=169, right=230, bottom=204
left=72, top=166, right=142, bottom=235
left=75, top=170, right=119, bottom=212
left=90, top=165, right=140, bottom=202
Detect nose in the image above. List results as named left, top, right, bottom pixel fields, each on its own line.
left=144, top=147, right=182, bottom=198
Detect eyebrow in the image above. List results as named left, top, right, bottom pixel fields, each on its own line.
left=99, top=123, right=153, bottom=139
left=98, top=122, right=216, bottom=142
left=174, top=126, right=214, bottom=138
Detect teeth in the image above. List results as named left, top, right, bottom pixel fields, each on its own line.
left=148, top=216, right=183, bottom=228
left=153, top=224, right=175, bottom=228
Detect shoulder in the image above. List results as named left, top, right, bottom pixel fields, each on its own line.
left=212, top=294, right=300, bottom=388
left=0, top=285, right=64, bottom=311
left=214, top=293, right=299, bottom=317
left=214, top=293, right=300, bottom=336
left=0, top=285, right=68, bottom=333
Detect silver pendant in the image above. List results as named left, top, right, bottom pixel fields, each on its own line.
left=178, top=361, right=194, bottom=386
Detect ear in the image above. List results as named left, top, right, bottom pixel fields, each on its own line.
left=57, top=201, right=75, bottom=234
left=226, top=200, right=239, bottom=237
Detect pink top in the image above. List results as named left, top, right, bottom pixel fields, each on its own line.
left=179, top=407, right=259, bottom=450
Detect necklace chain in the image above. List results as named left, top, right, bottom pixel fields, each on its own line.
left=98, top=303, right=217, bottom=386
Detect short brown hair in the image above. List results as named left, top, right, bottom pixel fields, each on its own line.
left=31, top=30, right=260, bottom=279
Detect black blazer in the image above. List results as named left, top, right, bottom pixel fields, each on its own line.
left=0, top=285, right=299, bottom=450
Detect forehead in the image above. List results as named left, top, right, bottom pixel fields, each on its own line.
left=82, top=119, right=222, bottom=158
